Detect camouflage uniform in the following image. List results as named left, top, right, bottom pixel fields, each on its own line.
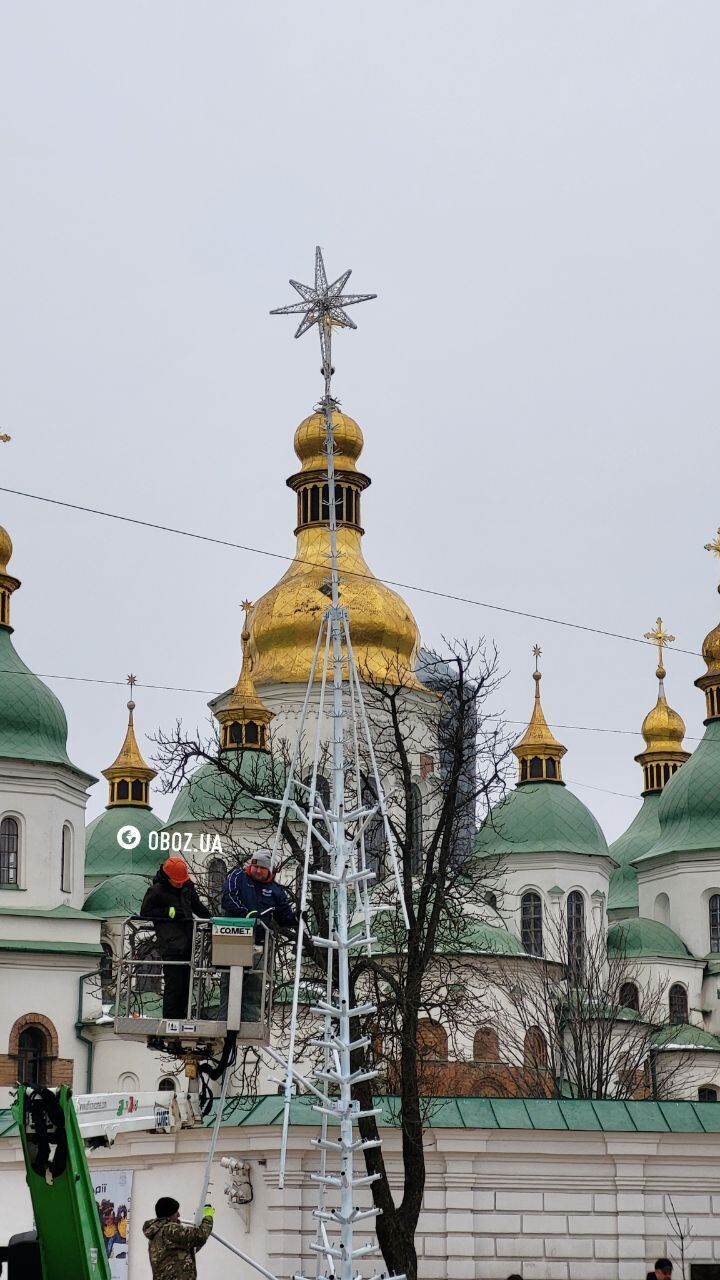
left=143, top=1215, right=213, bottom=1279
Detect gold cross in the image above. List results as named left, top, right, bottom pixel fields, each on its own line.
left=705, top=528, right=720, bottom=559
left=644, top=618, right=674, bottom=679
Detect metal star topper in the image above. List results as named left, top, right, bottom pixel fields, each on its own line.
left=270, top=246, right=376, bottom=384
left=705, top=528, right=720, bottom=559
left=532, top=644, right=542, bottom=673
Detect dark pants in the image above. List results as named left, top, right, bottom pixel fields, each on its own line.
left=162, top=955, right=191, bottom=1018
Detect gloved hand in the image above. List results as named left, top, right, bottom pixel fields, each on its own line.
left=203, top=1204, right=215, bottom=1220
left=168, top=907, right=176, bottom=919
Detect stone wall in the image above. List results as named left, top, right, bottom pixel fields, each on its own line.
left=1, top=1115, right=720, bottom=1279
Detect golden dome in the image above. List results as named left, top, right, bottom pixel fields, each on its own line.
left=512, top=649, right=566, bottom=784
left=0, top=526, right=13, bottom=574
left=640, top=694, right=686, bottom=754
left=102, top=694, right=156, bottom=807
left=248, top=408, right=422, bottom=687
left=636, top=617, right=689, bottom=792
left=702, top=623, right=720, bottom=678
left=215, top=603, right=274, bottom=749
left=695, top=532, right=720, bottom=720
left=294, top=410, right=364, bottom=472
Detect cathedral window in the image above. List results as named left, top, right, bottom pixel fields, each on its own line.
left=710, top=895, right=720, bottom=953
left=17, top=1026, right=49, bottom=1087
left=619, top=982, right=640, bottom=1013
left=409, top=783, right=423, bottom=876
left=207, top=857, right=228, bottom=914
left=529, top=756, right=543, bottom=780
left=699, top=1086, right=718, bottom=1102
left=310, top=486, right=320, bottom=522
left=117, top=779, right=130, bottom=802
left=566, top=891, right=585, bottom=977
left=521, top=892, right=543, bottom=956
left=520, top=759, right=528, bottom=782
left=60, top=824, right=72, bottom=893
left=131, top=780, right=144, bottom=802
left=0, top=816, right=19, bottom=885
left=362, top=780, right=386, bottom=881
left=158, top=1076, right=177, bottom=1092
left=474, top=1027, right=499, bottom=1061
left=545, top=757, right=557, bottom=779
left=245, top=721, right=259, bottom=745
left=523, top=1026, right=548, bottom=1071
left=416, top=1020, right=447, bottom=1061
left=668, top=983, right=688, bottom=1025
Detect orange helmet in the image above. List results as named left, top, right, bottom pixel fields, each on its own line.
left=162, top=857, right=190, bottom=887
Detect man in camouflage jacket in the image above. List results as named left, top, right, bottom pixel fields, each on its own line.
left=143, top=1197, right=214, bottom=1279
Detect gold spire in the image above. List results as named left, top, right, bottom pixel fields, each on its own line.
left=512, top=647, right=567, bottom=784
left=102, top=676, right=156, bottom=807
left=215, top=602, right=275, bottom=750
left=636, top=617, right=689, bottom=794
left=0, top=524, right=20, bottom=630
left=246, top=408, right=422, bottom=687
left=697, top=530, right=720, bottom=721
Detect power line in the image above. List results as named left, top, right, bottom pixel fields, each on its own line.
left=0, top=484, right=705, bottom=658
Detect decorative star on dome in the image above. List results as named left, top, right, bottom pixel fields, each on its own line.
left=270, top=247, right=376, bottom=377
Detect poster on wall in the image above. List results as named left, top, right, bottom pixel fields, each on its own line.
left=93, top=1168, right=132, bottom=1279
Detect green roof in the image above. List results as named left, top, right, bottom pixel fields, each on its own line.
left=653, top=1023, right=720, bottom=1052
left=637, top=719, right=720, bottom=861
left=475, top=782, right=609, bottom=859
left=0, top=940, right=103, bottom=955
left=167, top=753, right=285, bottom=826
left=608, top=793, right=660, bottom=914
left=0, top=904, right=102, bottom=919
left=3, top=1094, right=720, bottom=1136
left=83, top=873, right=150, bottom=918
left=461, top=921, right=525, bottom=957
left=607, top=918, right=692, bottom=960
left=0, top=626, right=91, bottom=776
left=85, top=805, right=163, bottom=878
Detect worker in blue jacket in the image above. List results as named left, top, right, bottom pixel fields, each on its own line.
left=220, top=851, right=298, bottom=1023
left=221, top=851, right=297, bottom=937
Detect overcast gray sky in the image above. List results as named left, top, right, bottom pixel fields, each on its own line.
left=0, top=3, right=718, bottom=839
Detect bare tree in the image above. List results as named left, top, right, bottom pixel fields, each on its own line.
left=488, top=912, right=694, bottom=1100
left=154, top=639, right=512, bottom=1280
left=666, top=1193, right=695, bottom=1280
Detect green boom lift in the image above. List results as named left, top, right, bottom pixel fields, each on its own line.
left=11, top=1084, right=109, bottom=1280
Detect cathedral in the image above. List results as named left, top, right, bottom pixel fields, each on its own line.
left=1, top=397, right=720, bottom=1107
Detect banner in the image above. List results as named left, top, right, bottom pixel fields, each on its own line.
left=93, top=1168, right=132, bottom=1280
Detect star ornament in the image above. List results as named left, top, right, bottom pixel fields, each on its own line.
left=705, top=529, right=720, bottom=560
left=270, top=247, right=376, bottom=369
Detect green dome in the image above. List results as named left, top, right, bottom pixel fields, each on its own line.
left=638, top=720, right=720, bottom=862
left=607, top=918, right=691, bottom=960
left=85, top=805, right=163, bottom=878
left=0, top=627, right=85, bottom=772
left=608, top=794, right=660, bottom=915
left=167, top=753, right=285, bottom=826
left=83, top=873, right=150, bottom=917
left=461, top=921, right=525, bottom=957
left=474, top=783, right=609, bottom=859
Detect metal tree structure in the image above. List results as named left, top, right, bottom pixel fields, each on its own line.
left=267, top=249, right=407, bottom=1280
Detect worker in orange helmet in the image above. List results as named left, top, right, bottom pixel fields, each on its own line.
left=141, top=858, right=210, bottom=1018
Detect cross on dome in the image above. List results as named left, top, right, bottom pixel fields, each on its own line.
left=644, top=617, right=674, bottom=681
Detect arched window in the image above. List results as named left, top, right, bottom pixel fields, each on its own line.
left=710, top=895, right=720, bottom=954
left=362, top=781, right=386, bottom=881
left=699, top=1087, right=718, bottom=1103
left=409, top=784, right=423, bottom=876
left=521, top=892, right=543, bottom=956
left=60, top=824, right=72, bottom=893
left=529, top=757, right=543, bottom=779
left=207, top=858, right=228, bottom=915
left=566, top=891, right=585, bottom=975
left=485, top=891, right=497, bottom=911
left=131, top=780, right=144, bottom=802
left=669, top=983, right=688, bottom=1025
left=17, top=1026, right=49, bottom=1087
left=117, top=779, right=129, bottom=802
left=523, top=1026, right=548, bottom=1071
left=158, top=1077, right=176, bottom=1092
left=619, top=982, right=640, bottom=1013
left=0, top=816, right=19, bottom=885
left=118, top=1071, right=139, bottom=1092
left=474, top=1028, right=499, bottom=1061
left=416, top=1020, right=448, bottom=1061
left=654, top=892, right=670, bottom=927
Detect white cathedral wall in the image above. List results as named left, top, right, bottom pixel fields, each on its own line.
left=497, top=851, right=614, bottom=957
left=3, top=1119, right=720, bottom=1279
left=0, top=760, right=91, bottom=912
left=637, top=852, right=720, bottom=958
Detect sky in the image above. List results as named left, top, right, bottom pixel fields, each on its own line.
left=0, top=2, right=718, bottom=838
